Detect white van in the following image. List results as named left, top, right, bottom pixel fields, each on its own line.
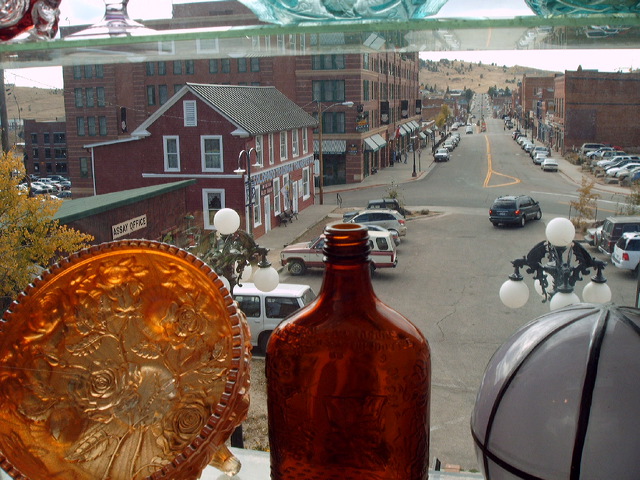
left=233, top=283, right=316, bottom=352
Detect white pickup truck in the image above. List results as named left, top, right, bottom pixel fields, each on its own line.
left=281, top=231, right=397, bottom=276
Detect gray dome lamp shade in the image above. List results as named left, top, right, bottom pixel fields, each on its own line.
left=471, top=303, right=640, bottom=480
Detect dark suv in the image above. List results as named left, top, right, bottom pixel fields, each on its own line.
left=489, top=195, right=542, bottom=227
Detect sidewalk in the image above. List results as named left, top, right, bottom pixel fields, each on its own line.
left=258, top=153, right=433, bottom=270
left=555, top=156, right=631, bottom=197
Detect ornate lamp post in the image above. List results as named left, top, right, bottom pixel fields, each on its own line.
left=500, top=217, right=611, bottom=310
left=234, top=148, right=260, bottom=236
left=316, top=101, right=353, bottom=205
left=204, top=207, right=279, bottom=296
left=410, top=134, right=418, bottom=177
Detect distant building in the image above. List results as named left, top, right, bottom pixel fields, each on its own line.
left=85, top=84, right=316, bottom=239
left=520, top=75, right=556, bottom=145
left=23, top=119, right=67, bottom=177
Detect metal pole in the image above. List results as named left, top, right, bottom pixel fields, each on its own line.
left=0, top=69, right=9, bottom=153
left=318, top=102, right=324, bottom=205
left=247, top=151, right=253, bottom=236
left=412, top=136, right=417, bottom=177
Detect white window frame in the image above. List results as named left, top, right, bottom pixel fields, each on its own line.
left=196, top=38, right=219, bottom=53
left=282, top=173, right=290, bottom=211
left=253, top=184, right=262, bottom=227
left=163, top=136, right=180, bottom=172
left=291, top=129, right=300, bottom=157
left=184, top=100, right=197, bottom=127
left=201, top=135, right=223, bottom=172
left=277, top=34, right=285, bottom=52
left=202, top=189, right=225, bottom=230
left=268, top=133, right=275, bottom=165
left=158, top=40, right=175, bottom=55
left=279, top=131, right=288, bottom=161
left=273, top=177, right=281, bottom=214
left=302, top=127, right=308, bottom=154
left=255, top=135, right=264, bottom=166
left=302, top=166, right=310, bottom=199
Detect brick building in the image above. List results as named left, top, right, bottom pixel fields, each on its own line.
left=23, top=119, right=67, bottom=176
left=85, top=84, right=316, bottom=239
left=520, top=75, right=556, bottom=145
left=58, top=1, right=421, bottom=201
left=552, top=70, right=640, bottom=154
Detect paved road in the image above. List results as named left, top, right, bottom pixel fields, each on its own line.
left=277, top=113, right=638, bottom=469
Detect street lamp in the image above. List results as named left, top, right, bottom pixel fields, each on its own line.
left=316, top=100, right=353, bottom=205
left=500, top=217, right=611, bottom=310
left=410, top=134, right=418, bottom=177
left=206, top=208, right=279, bottom=295
left=234, top=148, right=261, bottom=235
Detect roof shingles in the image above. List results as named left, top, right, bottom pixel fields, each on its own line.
left=187, top=83, right=317, bottom=135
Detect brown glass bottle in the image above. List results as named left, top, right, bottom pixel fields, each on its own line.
left=266, top=223, right=431, bottom=480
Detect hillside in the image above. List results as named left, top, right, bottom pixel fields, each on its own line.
left=4, top=85, right=65, bottom=123
left=419, top=59, right=558, bottom=95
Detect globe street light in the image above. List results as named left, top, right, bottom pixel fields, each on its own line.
left=500, top=217, right=611, bottom=310
left=316, top=101, right=353, bottom=205
left=208, top=208, right=279, bottom=295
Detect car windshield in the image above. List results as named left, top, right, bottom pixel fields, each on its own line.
left=494, top=201, right=516, bottom=209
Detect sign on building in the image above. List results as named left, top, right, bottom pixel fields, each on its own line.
left=112, top=214, right=147, bottom=239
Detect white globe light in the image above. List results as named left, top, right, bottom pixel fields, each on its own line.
left=219, top=275, right=231, bottom=294
left=534, top=273, right=555, bottom=297
left=213, top=208, right=240, bottom=235
left=546, top=217, right=575, bottom=247
left=253, top=265, right=279, bottom=292
left=582, top=281, right=612, bottom=304
left=549, top=291, right=580, bottom=310
left=240, top=263, right=253, bottom=283
left=500, top=279, right=530, bottom=309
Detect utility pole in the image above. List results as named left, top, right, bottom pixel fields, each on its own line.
left=0, top=69, right=10, bottom=153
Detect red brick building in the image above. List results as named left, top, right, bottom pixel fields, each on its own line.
left=552, top=70, right=640, bottom=154
left=521, top=75, right=556, bottom=145
left=85, top=84, right=316, bottom=239
left=58, top=1, right=421, bottom=197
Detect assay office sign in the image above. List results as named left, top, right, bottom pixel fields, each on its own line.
left=112, top=214, right=147, bottom=239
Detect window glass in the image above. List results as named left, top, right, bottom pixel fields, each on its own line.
left=202, top=136, right=223, bottom=171
left=86, top=87, right=94, bottom=107
left=203, top=189, right=224, bottom=229
left=266, top=297, right=300, bottom=319
left=158, top=61, right=166, bottom=75
left=235, top=295, right=261, bottom=318
left=97, top=87, right=106, bottom=107
left=209, top=59, right=218, bottom=73
left=173, top=60, right=183, bottom=74
left=87, top=117, right=96, bottom=136
left=146, top=62, right=155, bottom=75
left=164, top=136, right=180, bottom=171
left=375, top=237, right=390, bottom=251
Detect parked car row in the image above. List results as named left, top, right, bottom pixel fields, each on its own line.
left=434, top=132, right=461, bottom=162
left=20, top=175, right=72, bottom=197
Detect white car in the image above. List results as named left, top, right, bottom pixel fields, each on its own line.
left=612, top=163, right=640, bottom=178
left=541, top=158, right=559, bottom=171
left=611, top=232, right=640, bottom=272
left=533, top=152, right=548, bottom=165
left=606, top=163, right=640, bottom=177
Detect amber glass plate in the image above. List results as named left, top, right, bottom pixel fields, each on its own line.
left=0, top=240, right=251, bottom=480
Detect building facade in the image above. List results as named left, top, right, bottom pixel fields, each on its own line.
left=552, top=70, right=640, bottom=154
left=23, top=119, right=67, bottom=176
left=58, top=1, right=421, bottom=200
left=85, top=84, right=317, bottom=239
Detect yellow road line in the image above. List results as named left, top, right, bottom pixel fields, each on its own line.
left=483, top=136, right=521, bottom=188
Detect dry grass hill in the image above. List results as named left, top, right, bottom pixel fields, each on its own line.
left=419, top=58, right=558, bottom=95
left=5, top=85, right=65, bottom=123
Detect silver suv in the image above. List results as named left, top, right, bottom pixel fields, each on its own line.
left=347, top=209, right=407, bottom=236
left=612, top=232, right=640, bottom=273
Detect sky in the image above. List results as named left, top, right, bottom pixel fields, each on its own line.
left=4, top=0, right=638, bottom=88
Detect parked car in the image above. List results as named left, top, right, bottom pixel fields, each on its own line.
left=442, top=140, right=456, bottom=152
left=530, top=146, right=551, bottom=158
left=541, top=158, right=559, bottom=171
left=56, top=190, right=73, bottom=199
left=366, top=198, right=407, bottom=216
left=586, top=147, right=615, bottom=159
left=585, top=224, right=604, bottom=247
left=598, top=216, right=640, bottom=254
left=280, top=230, right=398, bottom=276
left=607, top=163, right=640, bottom=178
left=533, top=152, right=548, bottom=165
left=465, top=125, right=473, bottom=134
left=611, top=232, right=640, bottom=273
left=580, top=143, right=607, bottom=156
left=362, top=224, right=400, bottom=246
left=434, top=148, right=450, bottom=162
left=348, top=209, right=407, bottom=236
left=233, top=283, right=316, bottom=352
left=489, top=195, right=542, bottom=227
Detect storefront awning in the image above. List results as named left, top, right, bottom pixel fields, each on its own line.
left=400, top=124, right=412, bottom=135
left=419, top=132, right=427, bottom=140
left=371, top=134, right=387, bottom=148
left=409, top=121, right=420, bottom=130
left=364, top=137, right=381, bottom=152
left=425, top=129, right=432, bottom=134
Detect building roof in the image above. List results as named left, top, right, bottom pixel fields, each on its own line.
left=54, top=180, right=196, bottom=223
left=187, top=83, right=317, bottom=135
left=131, top=84, right=317, bottom=141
